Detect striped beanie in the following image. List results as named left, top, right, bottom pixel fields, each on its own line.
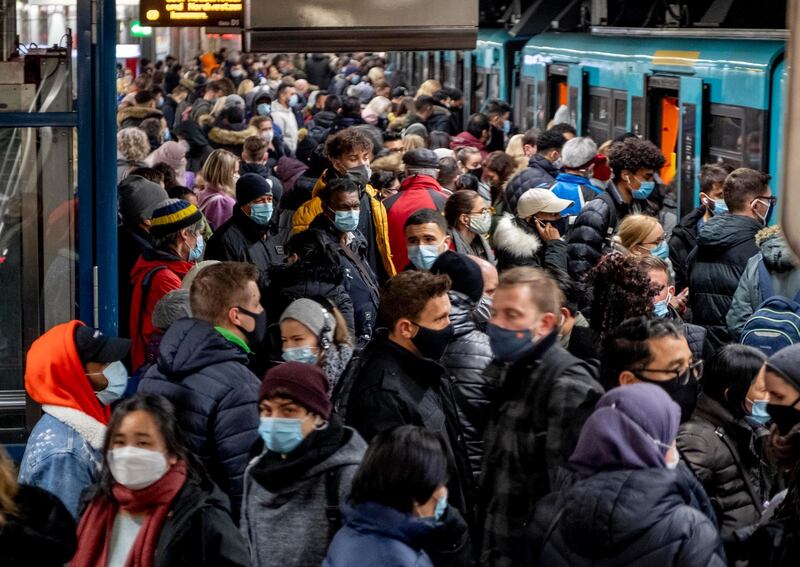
left=150, top=198, right=203, bottom=238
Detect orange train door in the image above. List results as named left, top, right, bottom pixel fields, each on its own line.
left=660, top=96, right=679, bottom=184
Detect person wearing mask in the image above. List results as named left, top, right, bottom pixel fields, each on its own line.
left=456, top=146, right=484, bottom=178
left=567, top=137, right=666, bottom=279
left=481, top=151, right=518, bottom=207
left=444, top=190, right=495, bottom=263
left=271, top=83, right=299, bottom=153
left=470, top=254, right=499, bottom=329
left=18, top=322, right=131, bottom=518
left=493, top=188, right=571, bottom=280
left=292, top=128, right=395, bottom=281
left=677, top=345, right=778, bottom=546
left=613, top=214, right=669, bottom=259
left=241, top=363, right=367, bottom=567
left=324, top=426, right=470, bottom=567
left=70, top=394, right=250, bottom=567
left=205, top=173, right=285, bottom=293
left=197, top=148, right=239, bottom=231
left=522, top=384, right=727, bottom=566
left=128, top=199, right=203, bottom=370
left=329, top=96, right=367, bottom=135
left=688, top=168, right=773, bottom=349
left=670, top=163, right=734, bottom=291
left=404, top=208, right=451, bottom=271
left=279, top=298, right=354, bottom=390
left=479, top=267, right=603, bottom=567
left=138, top=262, right=263, bottom=519
left=601, top=317, right=702, bottom=423
left=384, top=149, right=449, bottom=270
left=175, top=120, right=213, bottom=174
left=484, top=99, right=513, bottom=152
left=0, top=446, right=76, bottom=566
left=746, top=345, right=800, bottom=565
left=450, top=113, right=491, bottom=158
left=503, top=128, right=566, bottom=215
left=433, top=252, right=494, bottom=481
left=344, top=270, right=474, bottom=518
left=309, top=178, right=381, bottom=346
left=550, top=136, right=602, bottom=222
left=727, top=226, right=800, bottom=341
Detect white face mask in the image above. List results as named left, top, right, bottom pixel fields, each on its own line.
left=108, top=446, right=169, bottom=490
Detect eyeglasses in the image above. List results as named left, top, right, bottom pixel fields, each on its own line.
left=632, top=359, right=704, bottom=386
left=754, top=196, right=777, bottom=206
left=470, top=207, right=495, bottom=216
left=640, top=235, right=666, bottom=247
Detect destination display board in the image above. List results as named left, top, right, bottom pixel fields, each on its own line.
left=139, top=0, right=243, bottom=27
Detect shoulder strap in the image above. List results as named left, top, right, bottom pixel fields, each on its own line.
left=757, top=258, right=775, bottom=303
left=338, top=242, right=381, bottom=298
left=540, top=508, right=565, bottom=557
left=325, top=466, right=344, bottom=536
left=135, top=265, right=169, bottom=343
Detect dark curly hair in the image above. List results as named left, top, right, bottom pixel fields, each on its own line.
left=607, top=137, right=666, bottom=178
left=588, top=253, right=656, bottom=338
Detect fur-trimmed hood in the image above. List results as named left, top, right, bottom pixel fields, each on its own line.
left=116, top=105, right=162, bottom=126
left=493, top=213, right=542, bottom=258
left=207, top=125, right=259, bottom=146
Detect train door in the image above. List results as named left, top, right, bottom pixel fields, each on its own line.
left=769, top=58, right=786, bottom=206
left=546, top=64, right=569, bottom=126
left=647, top=75, right=681, bottom=186
left=677, top=76, right=709, bottom=217
left=463, top=51, right=474, bottom=127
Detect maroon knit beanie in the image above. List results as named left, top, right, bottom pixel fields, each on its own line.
left=259, top=362, right=332, bottom=419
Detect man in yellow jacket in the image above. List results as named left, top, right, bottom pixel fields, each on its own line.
left=292, top=128, right=396, bottom=281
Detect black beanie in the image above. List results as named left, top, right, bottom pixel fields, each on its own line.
left=766, top=344, right=800, bottom=391
left=235, top=173, right=272, bottom=206
left=431, top=251, right=483, bottom=303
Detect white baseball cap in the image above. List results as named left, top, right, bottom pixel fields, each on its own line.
left=517, top=188, right=574, bottom=219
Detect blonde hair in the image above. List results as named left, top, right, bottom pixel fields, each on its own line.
left=237, top=79, right=255, bottom=96
left=200, top=149, right=238, bottom=195
left=616, top=214, right=662, bottom=251
left=416, top=79, right=442, bottom=99
left=0, top=447, right=18, bottom=526
left=505, top=134, right=529, bottom=172
left=498, top=267, right=564, bottom=316
left=402, top=134, right=426, bottom=153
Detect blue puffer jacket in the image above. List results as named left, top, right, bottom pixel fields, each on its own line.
left=138, top=318, right=260, bottom=520
left=323, top=502, right=436, bottom=567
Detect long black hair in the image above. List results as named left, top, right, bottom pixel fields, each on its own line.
left=702, top=344, right=766, bottom=418
left=96, top=394, right=199, bottom=500
left=349, top=425, right=449, bottom=513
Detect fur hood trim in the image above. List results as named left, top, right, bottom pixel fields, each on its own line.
left=493, top=213, right=542, bottom=257
left=116, top=105, right=161, bottom=126
left=208, top=125, right=259, bottom=146
left=42, top=404, right=107, bottom=449
left=756, top=225, right=781, bottom=247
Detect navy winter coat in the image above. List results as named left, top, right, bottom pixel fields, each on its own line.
left=503, top=155, right=560, bottom=214
left=138, top=317, right=260, bottom=520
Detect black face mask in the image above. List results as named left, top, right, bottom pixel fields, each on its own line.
left=767, top=397, right=800, bottom=436
left=411, top=322, right=454, bottom=361
left=468, top=167, right=483, bottom=180
left=637, top=376, right=698, bottom=423
left=346, top=164, right=370, bottom=188
left=235, top=305, right=267, bottom=349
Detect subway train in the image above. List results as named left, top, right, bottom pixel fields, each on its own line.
left=387, top=28, right=787, bottom=218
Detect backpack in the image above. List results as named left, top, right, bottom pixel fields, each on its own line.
left=740, top=259, right=800, bottom=355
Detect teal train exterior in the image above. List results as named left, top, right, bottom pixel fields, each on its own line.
left=389, top=29, right=786, bottom=218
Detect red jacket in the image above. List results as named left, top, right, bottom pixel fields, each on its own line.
left=384, top=175, right=449, bottom=270
left=450, top=131, right=488, bottom=158
left=129, top=253, right=193, bottom=371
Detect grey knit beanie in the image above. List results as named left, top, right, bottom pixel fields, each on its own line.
left=280, top=298, right=335, bottom=346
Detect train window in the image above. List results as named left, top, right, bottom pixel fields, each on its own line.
left=526, top=82, right=535, bottom=129
left=614, top=98, right=627, bottom=130
left=536, top=80, right=546, bottom=128
left=489, top=72, right=500, bottom=101
left=589, top=92, right=610, bottom=123
left=709, top=114, right=743, bottom=154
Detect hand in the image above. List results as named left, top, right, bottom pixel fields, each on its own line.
left=535, top=219, right=561, bottom=241
left=671, top=288, right=689, bottom=313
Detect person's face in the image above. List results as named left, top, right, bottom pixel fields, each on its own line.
left=634, top=224, right=666, bottom=256
left=750, top=187, right=775, bottom=220
left=280, top=318, right=319, bottom=351
left=462, top=153, right=482, bottom=173
left=405, top=222, right=448, bottom=248
left=111, top=410, right=178, bottom=465
left=489, top=114, right=504, bottom=129
left=180, top=228, right=200, bottom=261
left=416, top=105, right=432, bottom=120
left=85, top=361, right=111, bottom=391
left=451, top=98, right=464, bottom=109
left=490, top=284, right=556, bottom=337
left=326, top=190, right=361, bottom=223
left=459, top=197, right=490, bottom=228
left=384, top=139, right=404, bottom=154
left=743, top=366, right=770, bottom=413
left=316, top=93, right=328, bottom=110
left=622, top=167, right=656, bottom=190
left=483, top=268, right=499, bottom=298
left=229, top=280, right=263, bottom=337
left=619, top=335, right=693, bottom=386
left=332, top=149, right=371, bottom=173
left=482, top=169, right=500, bottom=188
left=648, top=268, right=674, bottom=304
left=479, top=128, right=491, bottom=144
left=259, top=120, right=274, bottom=140
left=393, top=294, right=451, bottom=352
left=699, top=182, right=724, bottom=208
left=531, top=211, right=562, bottom=223
left=523, top=143, right=537, bottom=157
left=259, top=397, right=319, bottom=438
left=413, top=484, right=447, bottom=518
left=242, top=194, right=273, bottom=216
left=268, top=66, right=281, bottom=80
left=280, top=86, right=296, bottom=106
left=764, top=367, right=800, bottom=408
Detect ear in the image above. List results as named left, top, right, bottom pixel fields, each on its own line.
left=724, top=387, right=730, bottom=402
left=228, top=306, right=243, bottom=328
left=668, top=285, right=676, bottom=297
left=396, top=318, right=415, bottom=340
left=538, top=312, right=558, bottom=335
left=619, top=371, right=639, bottom=386
left=443, top=234, right=452, bottom=249
left=560, top=306, right=571, bottom=322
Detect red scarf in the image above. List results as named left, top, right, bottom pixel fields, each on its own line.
left=70, top=460, right=187, bottom=567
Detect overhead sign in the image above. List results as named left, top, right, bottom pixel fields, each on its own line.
left=130, top=20, right=153, bottom=37
left=139, top=0, right=243, bottom=27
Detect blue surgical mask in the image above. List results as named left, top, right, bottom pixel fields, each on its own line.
left=712, top=198, right=728, bottom=215
left=748, top=398, right=771, bottom=425
left=256, top=103, right=270, bottom=116
left=629, top=175, right=656, bottom=200
left=282, top=346, right=319, bottom=365
left=487, top=323, right=536, bottom=363
left=651, top=240, right=669, bottom=260
left=654, top=292, right=672, bottom=318
left=333, top=210, right=360, bottom=233
left=188, top=234, right=204, bottom=261
left=249, top=202, right=273, bottom=225
left=502, top=120, right=511, bottom=135
left=288, top=94, right=299, bottom=107
left=258, top=417, right=306, bottom=454
left=162, top=129, right=171, bottom=141
left=408, top=243, right=443, bottom=271
left=92, top=361, right=129, bottom=405
left=434, top=493, right=448, bottom=521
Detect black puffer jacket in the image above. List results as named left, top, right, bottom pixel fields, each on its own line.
left=440, top=291, right=494, bottom=480
left=492, top=214, right=569, bottom=287
left=522, top=468, right=727, bottom=567
left=669, top=206, right=706, bottom=292
left=138, top=318, right=260, bottom=520
left=687, top=214, right=761, bottom=350
left=567, top=185, right=636, bottom=280
left=677, top=393, right=772, bottom=540
left=503, top=155, right=559, bottom=214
